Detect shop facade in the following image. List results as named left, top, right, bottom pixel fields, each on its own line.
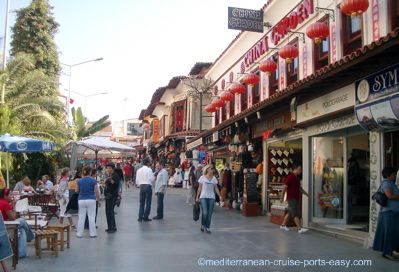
left=184, top=0, right=399, bottom=243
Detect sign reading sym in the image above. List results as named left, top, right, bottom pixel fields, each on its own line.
left=228, top=7, right=264, bottom=33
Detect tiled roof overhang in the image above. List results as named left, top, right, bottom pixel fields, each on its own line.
left=188, top=62, right=213, bottom=76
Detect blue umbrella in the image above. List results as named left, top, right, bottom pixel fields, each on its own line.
left=0, top=134, right=55, bottom=187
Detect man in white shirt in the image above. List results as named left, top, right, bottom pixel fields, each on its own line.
left=153, top=162, right=168, bottom=220
left=42, top=175, right=53, bottom=191
left=135, top=158, right=154, bottom=222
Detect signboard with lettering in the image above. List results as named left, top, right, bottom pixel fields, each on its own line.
left=270, top=0, right=314, bottom=45
left=331, top=22, right=337, bottom=63
left=372, top=0, right=380, bottom=41
left=152, top=119, right=160, bottom=143
left=355, top=63, right=399, bottom=104
left=355, top=63, right=399, bottom=130
left=297, top=85, right=355, bottom=124
left=228, top=7, right=264, bottom=33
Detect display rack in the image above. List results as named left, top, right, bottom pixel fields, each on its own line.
left=266, top=147, right=301, bottom=212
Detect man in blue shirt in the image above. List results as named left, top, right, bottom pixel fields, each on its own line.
left=153, top=162, right=168, bottom=220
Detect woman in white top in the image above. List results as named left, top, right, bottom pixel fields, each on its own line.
left=196, top=165, right=221, bottom=233
left=57, top=168, right=75, bottom=229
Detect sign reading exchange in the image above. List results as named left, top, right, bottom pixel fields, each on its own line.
left=297, top=85, right=355, bottom=124
left=228, top=7, right=264, bottom=33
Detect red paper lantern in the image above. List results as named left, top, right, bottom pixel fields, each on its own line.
left=306, top=22, right=330, bottom=44
left=242, top=73, right=260, bottom=87
left=229, top=83, right=246, bottom=95
left=340, top=0, right=369, bottom=17
left=259, top=59, right=277, bottom=76
left=205, top=103, right=216, bottom=113
left=220, top=91, right=234, bottom=102
left=212, top=97, right=225, bottom=109
left=279, top=44, right=299, bottom=64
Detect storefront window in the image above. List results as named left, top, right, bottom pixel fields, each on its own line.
left=269, top=53, right=279, bottom=96
left=253, top=72, right=260, bottom=105
left=286, top=39, right=299, bottom=86
left=389, top=0, right=399, bottom=31
left=313, top=16, right=330, bottom=71
left=312, top=137, right=344, bottom=219
left=229, top=99, right=235, bottom=117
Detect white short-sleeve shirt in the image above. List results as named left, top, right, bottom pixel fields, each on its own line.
left=198, top=175, right=218, bottom=199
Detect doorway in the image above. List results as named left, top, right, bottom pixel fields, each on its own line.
left=347, top=134, right=370, bottom=229
left=311, top=128, right=370, bottom=231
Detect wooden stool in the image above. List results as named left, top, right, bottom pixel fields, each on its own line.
left=34, top=230, right=58, bottom=258
left=47, top=223, right=70, bottom=251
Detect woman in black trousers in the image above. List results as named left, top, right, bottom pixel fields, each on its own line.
left=104, top=163, right=119, bottom=233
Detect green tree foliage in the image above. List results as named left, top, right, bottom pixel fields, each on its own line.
left=71, top=106, right=111, bottom=139
left=10, top=0, right=60, bottom=78
left=0, top=53, right=68, bottom=142
left=12, top=153, right=57, bottom=186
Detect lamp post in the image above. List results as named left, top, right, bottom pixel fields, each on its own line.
left=61, top=57, right=103, bottom=123
left=1, top=0, right=10, bottom=104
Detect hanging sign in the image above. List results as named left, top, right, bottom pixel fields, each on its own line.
left=355, top=63, right=399, bottom=130
left=152, top=119, right=160, bottom=143
left=228, top=7, right=264, bottom=33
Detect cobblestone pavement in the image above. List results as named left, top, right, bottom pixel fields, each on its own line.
left=8, top=188, right=398, bottom=272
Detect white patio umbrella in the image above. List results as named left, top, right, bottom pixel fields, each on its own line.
left=66, top=137, right=135, bottom=171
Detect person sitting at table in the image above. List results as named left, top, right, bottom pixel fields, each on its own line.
left=0, top=188, right=35, bottom=258
left=42, top=175, right=54, bottom=191
left=36, top=179, right=45, bottom=191
left=22, top=178, right=36, bottom=194
left=13, top=176, right=31, bottom=193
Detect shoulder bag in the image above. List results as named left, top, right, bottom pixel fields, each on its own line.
left=372, top=182, right=388, bottom=207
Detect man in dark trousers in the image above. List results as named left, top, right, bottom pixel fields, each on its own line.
left=135, top=158, right=154, bottom=222
left=280, top=164, right=309, bottom=234
left=104, top=163, right=119, bottom=233
left=153, top=162, right=168, bottom=220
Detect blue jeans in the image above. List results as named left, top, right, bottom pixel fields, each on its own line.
left=139, top=184, right=152, bottom=220
left=17, top=218, right=34, bottom=258
left=200, top=198, right=215, bottom=229
left=156, top=193, right=164, bottom=218
left=18, top=218, right=34, bottom=242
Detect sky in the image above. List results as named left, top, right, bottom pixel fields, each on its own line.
left=1, top=0, right=267, bottom=122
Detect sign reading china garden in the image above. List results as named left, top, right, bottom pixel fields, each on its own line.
left=228, top=7, right=264, bottom=33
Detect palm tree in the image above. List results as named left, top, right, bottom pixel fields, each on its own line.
left=0, top=53, right=68, bottom=142
left=71, top=106, right=111, bottom=139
